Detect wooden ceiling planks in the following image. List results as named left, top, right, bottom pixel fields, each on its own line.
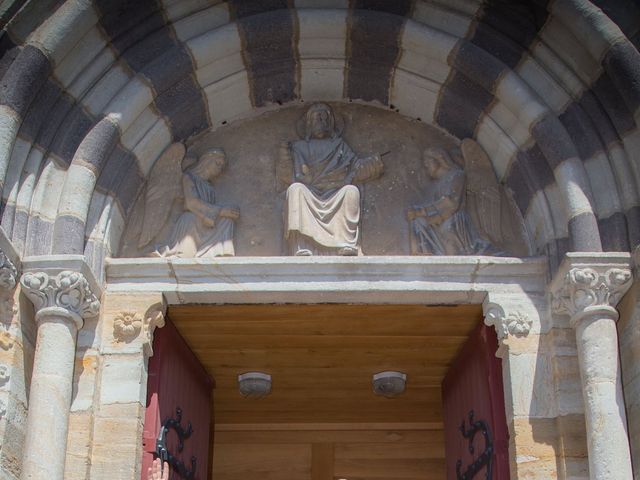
left=169, top=304, right=482, bottom=425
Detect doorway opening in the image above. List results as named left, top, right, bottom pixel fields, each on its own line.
left=146, top=303, right=508, bottom=479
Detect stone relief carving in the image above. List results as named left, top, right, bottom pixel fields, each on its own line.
left=552, top=266, right=632, bottom=323
left=20, top=271, right=100, bottom=324
left=113, top=311, right=143, bottom=343
left=0, top=331, right=12, bottom=350
left=483, top=302, right=532, bottom=340
left=137, top=144, right=239, bottom=258
left=119, top=104, right=530, bottom=257
left=407, top=139, right=521, bottom=255
left=0, top=249, right=18, bottom=290
left=280, top=103, right=384, bottom=255
left=0, top=365, right=8, bottom=387
left=142, top=302, right=166, bottom=357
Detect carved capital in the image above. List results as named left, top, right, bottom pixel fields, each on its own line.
left=483, top=302, right=533, bottom=341
left=551, top=266, right=632, bottom=326
left=0, top=249, right=18, bottom=291
left=20, top=271, right=100, bottom=328
left=142, top=302, right=166, bottom=357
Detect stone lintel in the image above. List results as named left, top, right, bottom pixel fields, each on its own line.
left=105, top=256, right=547, bottom=304
left=550, top=252, right=633, bottom=326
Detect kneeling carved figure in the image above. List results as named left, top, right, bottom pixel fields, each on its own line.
left=408, top=140, right=504, bottom=256
left=137, top=144, right=239, bottom=258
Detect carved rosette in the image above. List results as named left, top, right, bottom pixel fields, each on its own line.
left=0, top=249, right=18, bottom=291
left=113, top=311, right=143, bottom=342
left=483, top=302, right=532, bottom=341
left=20, top=271, right=100, bottom=328
left=552, top=267, right=632, bottom=326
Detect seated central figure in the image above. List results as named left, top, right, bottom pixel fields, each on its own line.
left=284, top=103, right=382, bottom=255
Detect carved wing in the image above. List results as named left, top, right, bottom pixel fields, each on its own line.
left=137, top=143, right=186, bottom=249
left=275, top=141, right=294, bottom=192
left=461, top=139, right=502, bottom=245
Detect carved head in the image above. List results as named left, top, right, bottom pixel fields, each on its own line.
left=423, top=147, right=455, bottom=179
left=304, top=103, right=336, bottom=140
left=191, top=148, right=226, bottom=179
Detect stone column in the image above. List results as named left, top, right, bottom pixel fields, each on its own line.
left=551, top=253, right=633, bottom=479
left=19, top=271, right=100, bottom=480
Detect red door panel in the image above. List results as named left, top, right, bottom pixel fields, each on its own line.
left=442, top=323, right=509, bottom=480
left=142, top=319, right=214, bottom=480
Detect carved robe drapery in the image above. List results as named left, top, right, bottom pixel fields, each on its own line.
left=411, top=167, right=493, bottom=256
left=285, top=137, right=361, bottom=254
left=158, top=172, right=235, bottom=258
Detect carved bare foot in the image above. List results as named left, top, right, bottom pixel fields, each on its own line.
left=295, top=249, right=313, bottom=256
left=338, top=246, right=358, bottom=256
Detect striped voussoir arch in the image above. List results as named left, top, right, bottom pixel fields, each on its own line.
left=0, top=0, right=638, bottom=281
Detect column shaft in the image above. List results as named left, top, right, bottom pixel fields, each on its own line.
left=21, top=314, right=79, bottom=479
left=19, top=270, right=100, bottom=480
left=575, top=314, right=632, bottom=479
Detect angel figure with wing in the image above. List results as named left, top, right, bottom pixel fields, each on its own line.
left=407, top=139, right=506, bottom=256
left=137, top=143, right=239, bottom=258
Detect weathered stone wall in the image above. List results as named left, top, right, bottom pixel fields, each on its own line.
left=0, top=289, right=33, bottom=480
left=0, top=241, right=30, bottom=480
left=64, top=292, right=164, bottom=480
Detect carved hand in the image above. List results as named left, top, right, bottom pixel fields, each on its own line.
left=202, top=216, right=216, bottom=227
left=148, top=459, right=169, bottom=480
left=220, top=207, right=240, bottom=220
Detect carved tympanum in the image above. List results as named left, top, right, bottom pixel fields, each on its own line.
left=281, top=103, right=384, bottom=256
left=138, top=144, right=239, bottom=258
left=408, top=139, right=519, bottom=256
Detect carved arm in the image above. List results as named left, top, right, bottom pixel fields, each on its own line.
left=409, top=172, right=465, bottom=224
left=182, top=175, right=222, bottom=226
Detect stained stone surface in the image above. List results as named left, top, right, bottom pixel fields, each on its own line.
left=120, top=103, right=530, bottom=257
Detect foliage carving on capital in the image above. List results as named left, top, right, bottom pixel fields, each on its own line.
left=20, top=271, right=100, bottom=322
left=551, top=267, right=632, bottom=322
left=0, top=249, right=18, bottom=291
left=483, top=302, right=533, bottom=341
left=142, top=302, right=166, bottom=357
